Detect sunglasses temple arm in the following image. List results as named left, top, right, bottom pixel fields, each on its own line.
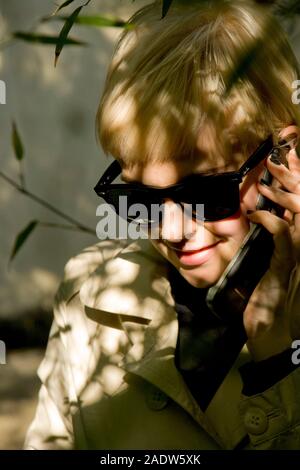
left=238, top=134, right=273, bottom=177
left=98, top=159, right=122, bottom=186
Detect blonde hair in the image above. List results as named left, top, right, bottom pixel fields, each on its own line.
left=97, top=0, right=300, bottom=168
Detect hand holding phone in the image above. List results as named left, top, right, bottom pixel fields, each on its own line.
left=205, top=151, right=285, bottom=322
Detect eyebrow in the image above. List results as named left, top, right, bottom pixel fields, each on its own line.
left=120, top=175, right=134, bottom=183
left=120, top=175, right=142, bottom=184
left=120, top=164, right=235, bottom=185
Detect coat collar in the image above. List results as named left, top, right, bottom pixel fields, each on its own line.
left=79, top=239, right=173, bottom=322
left=79, top=238, right=178, bottom=368
left=79, top=238, right=223, bottom=445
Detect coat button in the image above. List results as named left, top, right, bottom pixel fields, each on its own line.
left=244, top=407, right=268, bottom=435
left=146, top=386, right=169, bottom=411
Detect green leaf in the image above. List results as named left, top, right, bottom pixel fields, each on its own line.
left=55, top=5, right=83, bottom=66
left=53, top=0, right=76, bottom=16
left=72, top=15, right=129, bottom=28
left=49, top=14, right=128, bottom=28
left=162, top=0, right=174, bottom=18
left=9, top=221, right=38, bottom=263
left=12, top=121, right=24, bottom=161
left=13, top=31, right=86, bottom=45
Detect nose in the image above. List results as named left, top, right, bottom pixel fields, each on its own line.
left=159, top=199, right=198, bottom=242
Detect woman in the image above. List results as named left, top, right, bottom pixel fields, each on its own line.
left=25, top=0, right=300, bottom=449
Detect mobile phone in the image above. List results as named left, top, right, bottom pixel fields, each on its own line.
left=205, top=166, right=283, bottom=322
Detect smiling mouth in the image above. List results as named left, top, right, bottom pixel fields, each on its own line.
left=167, top=241, right=221, bottom=254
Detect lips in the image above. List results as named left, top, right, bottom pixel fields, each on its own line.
left=169, top=241, right=220, bottom=254
left=171, top=241, right=221, bottom=267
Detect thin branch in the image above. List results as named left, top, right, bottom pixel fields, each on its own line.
left=19, top=165, right=26, bottom=190
left=0, top=170, right=95, bottom=236
left=39, top=221, right=88, bottom=232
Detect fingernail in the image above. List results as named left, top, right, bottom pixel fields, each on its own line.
left=259, top=178, right=270, bottom=186
left=269, top=154, right=282, bottom=165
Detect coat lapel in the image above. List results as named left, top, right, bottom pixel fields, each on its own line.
left=79, top=239, right=224, bottom=446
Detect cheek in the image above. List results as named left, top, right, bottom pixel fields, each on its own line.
left=207, top=214, right=249, bottom=240
left=240, top=184, right=260, bottom=214
left=239, top=164, right=265, bottom=214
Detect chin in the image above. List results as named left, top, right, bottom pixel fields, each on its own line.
left=180, top=272, right=217, bottom=289
left=183, top=277, right=213, bottom=288
left=178, top=262, right=226, bottom=289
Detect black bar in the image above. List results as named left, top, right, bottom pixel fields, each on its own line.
left=0, top=450, right=300, bottom=467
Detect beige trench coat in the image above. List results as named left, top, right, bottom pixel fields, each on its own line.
left=24, top=238, right=300, bottom=450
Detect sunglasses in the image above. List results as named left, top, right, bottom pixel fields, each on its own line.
left=94, top=135, right=278, bottom=226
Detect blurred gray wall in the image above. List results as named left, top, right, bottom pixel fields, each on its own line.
left=0, top=0, right=299, bottom=320
left=0, top=0, right=149, bottom=318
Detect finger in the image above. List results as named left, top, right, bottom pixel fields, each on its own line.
left=283, top=208, right=294, bottom=225
left=266, top=156, right=300, bottom=194
left=286, top=148, right=300, bottom=176
left=247, top=209, right=290, bottom=236
left=257, top=181, right=300, bottom=214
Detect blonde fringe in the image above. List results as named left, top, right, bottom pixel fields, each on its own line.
left=96, top=0, right=300, bottom=168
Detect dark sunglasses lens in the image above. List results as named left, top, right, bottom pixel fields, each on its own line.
left=204, top=189, right=240, bottom=220
left=100, top=180, right=240, bottom=224
left=174, top=180, right=240, bottom=221
left=203, top=204, right=239, bottom=221
left=100, top=188, right=161, bottom=225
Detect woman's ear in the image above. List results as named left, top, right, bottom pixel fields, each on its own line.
left=278, top=125, right=300, bottom=165
left=279, top=125, right=300, bottom=172
left=278, top=125, right=300, bottom=147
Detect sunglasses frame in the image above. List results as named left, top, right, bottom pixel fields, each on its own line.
left=94, top=134, right=285, bottom=223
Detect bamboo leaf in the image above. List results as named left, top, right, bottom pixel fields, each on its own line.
left=55, top=5, right=83, bottom=66
left=12, top=121, right=24, bottom=161
left=53, top=0, right=76, bottom=16
left=13, top=31, right=86, bottom=46
left=9, top=221, right=39, bottom=263
left=46, top=14, right=128, bottom=28
left=162, top=0, right=174, bottom=18
left=72, top=15, right=130, bottom=28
